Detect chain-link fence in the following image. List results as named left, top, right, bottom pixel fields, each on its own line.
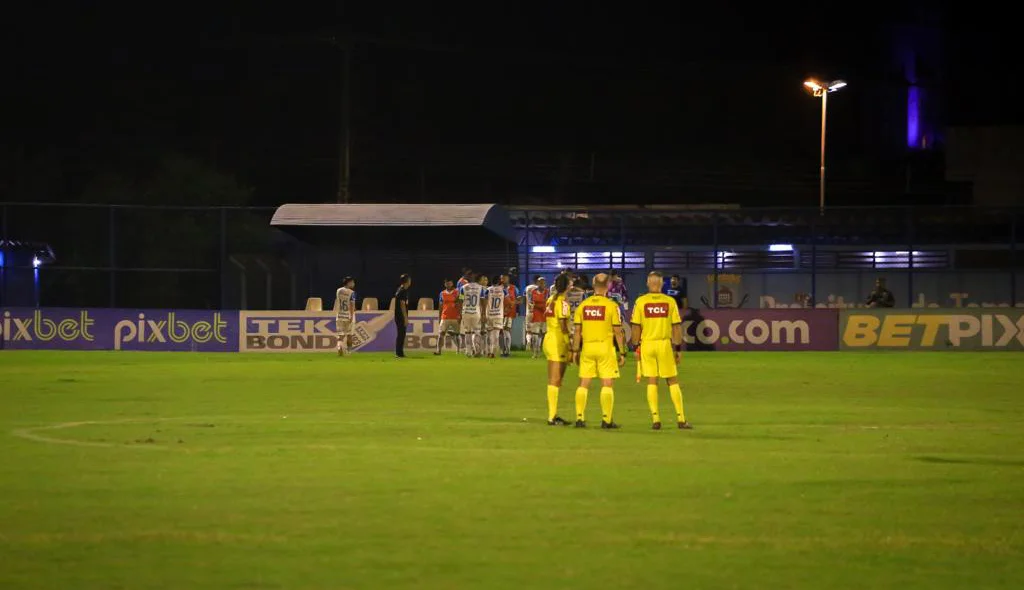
left=513, top=206, right=1023, bottom=308
left=2, top=203, right=1020, bottom=310
left=0, top=204, right=276, bottom=309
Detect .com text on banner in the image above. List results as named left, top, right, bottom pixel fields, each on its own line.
left=685, top=309, right=839, bottom=351
left=0, top=308, right=239, bottom=351
left=840, top=309, right=1024, bottom=351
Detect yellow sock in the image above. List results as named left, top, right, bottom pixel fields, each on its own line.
left=646, top=384, right=660, bottom=423
left=669, top=383, right=685, bottom=422
left=600, top=387, right=614, bottom=424
left=575, top=387, right=589, bottom=421
left=546, top=385, right=559, bottom=421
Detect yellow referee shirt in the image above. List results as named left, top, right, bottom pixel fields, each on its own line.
left=545, top=294, right=570, bottom=335
left=630, top=293, right=682, bottom=341
left=573, top=295, right=622, bottom=343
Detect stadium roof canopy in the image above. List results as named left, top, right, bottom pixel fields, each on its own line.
left=271, top=203, right=516, bottom=242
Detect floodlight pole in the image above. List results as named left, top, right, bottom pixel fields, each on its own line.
left=818, top=88, right=827, bottom=217
left=805, top=79, right=844, bottom=216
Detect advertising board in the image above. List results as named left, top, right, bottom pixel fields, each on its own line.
left=839, top=309, right=1024, bottom=351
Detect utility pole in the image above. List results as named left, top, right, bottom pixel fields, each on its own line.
left=337, top=40, right=352, bottom=204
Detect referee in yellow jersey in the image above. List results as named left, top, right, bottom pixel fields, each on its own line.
left=570, top=273, right=626, bottom=429
left=542, top=274, right=573, bottom=426
left=631, top=271, right=692, bottom=430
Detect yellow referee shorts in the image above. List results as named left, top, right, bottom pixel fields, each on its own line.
left=542, top=332, right=569, bottom=363
left=640, top=339, right=677, bottom=379
left=579, top=342, right=619, bottom=379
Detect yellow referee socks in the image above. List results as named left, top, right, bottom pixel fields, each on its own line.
left=575, top=387, right=589, bottom=421
left=546, top=385, right=559, bottom=421
left=669, top=383, right=686, bottom=423
left=600, top=387, right=614, bottom=424
left=646, top=384, right=660, bottom=423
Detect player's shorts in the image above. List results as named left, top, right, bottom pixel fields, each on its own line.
left=501, top=317, right=513, bottom=330
left=439, top=319, right=460, bottom=334
left=579, top=341, right=619, bottom=379
left=542, top=332, right=569, bottom=363
left=461, top=315, right=482, bottom=334
left=640, top=339, right=677, bottom=379
left=528, top=321, right=547, bottom=335
left=485, top=317, right=504, bottom=331
left=336, top=319, right=354, bottom=336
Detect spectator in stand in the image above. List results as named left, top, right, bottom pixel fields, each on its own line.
left=866, top=278, right=896, bottom=308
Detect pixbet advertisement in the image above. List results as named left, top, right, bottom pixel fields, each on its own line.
left=840, top=309, right=1024, bottom=351
left=0, top=308, right=238, bottom=351
left=684, top=309, right=839, bottom=351
left=239, top=310, right=446, bottom=353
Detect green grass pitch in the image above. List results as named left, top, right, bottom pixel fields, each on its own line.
left=1, top=350, right=1023, bottom=589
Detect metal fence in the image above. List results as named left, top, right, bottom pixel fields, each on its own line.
left=1, top=203, right=1021, bottom=310
left=514, top=206, right=1023, bottom=308
left=0, top=203, right=276, bottom=310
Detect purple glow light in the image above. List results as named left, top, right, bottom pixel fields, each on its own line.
left=907, top=85, right=921, bottom=148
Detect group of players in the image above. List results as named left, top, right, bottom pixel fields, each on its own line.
left=432, top=268, right=633, bottom=361
left=435, top=269, right=521, bottom=358
left=333, top=267, right=691, bottom=430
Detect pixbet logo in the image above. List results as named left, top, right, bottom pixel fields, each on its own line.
left=1, top=310, right=95, bottom=342
left=684, top=319, right=810, bottom=345
left=843, top=314, right=1024, bottom=348
left=644, top=303, right=668, bottom=318
left=582, top=306, right=606, bottom=321
left=113, top=312, right=228, bottom=350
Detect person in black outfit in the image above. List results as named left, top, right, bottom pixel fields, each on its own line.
left=394, top=274, right=412, bottom=358
left=665, top=275, right=687, bottom=312
left=866, top=278, right=895, bottom=308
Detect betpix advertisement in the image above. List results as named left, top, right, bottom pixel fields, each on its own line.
left=840, top=309, right=1024, bottom=351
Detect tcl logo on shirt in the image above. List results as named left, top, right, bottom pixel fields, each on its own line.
left=644, top=303, right=669, bottom=318
left=582, top=306, right=606, bottom=320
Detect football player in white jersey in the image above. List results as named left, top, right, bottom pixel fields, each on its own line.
left=333, top=276, right=357, bottom=356
left=485, top=275, right=506, bottom=359
left=458, top=275, right=485, bottom=357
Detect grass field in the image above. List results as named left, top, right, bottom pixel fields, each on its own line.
left=1, top=351, right=1023, bottom=589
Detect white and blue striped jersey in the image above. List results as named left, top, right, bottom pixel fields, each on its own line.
left=485, top=285, right=506, bottom=320
left=459, top=282, right=484, bottom=316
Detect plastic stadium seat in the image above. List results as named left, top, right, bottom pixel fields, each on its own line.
left=361, top=297, right=379, bottom=311
left=417, top=298, right=434, bottom=311
left=305, top=297, right=323, bottom=311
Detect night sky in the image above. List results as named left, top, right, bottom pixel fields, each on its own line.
left=2, top=2, right=1017, bottom=207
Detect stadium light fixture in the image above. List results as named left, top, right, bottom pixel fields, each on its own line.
left=803, top=78, right=847, bottom=216
left=769, top=244, right=794, bottom=252
left=531, top=245, right=556, bottom=253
